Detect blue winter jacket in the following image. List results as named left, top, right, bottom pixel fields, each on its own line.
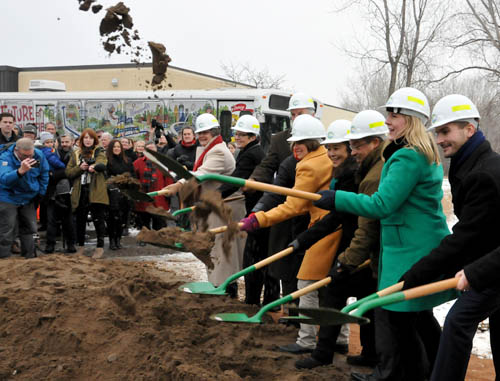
left=40, top=146, right=65, bottom=171
left=0, top=144, right=49, bottom=205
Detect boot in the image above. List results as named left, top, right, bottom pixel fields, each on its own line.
left=44, top=243, right=55, bottom=254
left=115, top=237, right=122, bottom=249
left=92, top=247, right=104, bottom=259
left=65, top=243, right=77, bottom=254
left=109, top=237, right=117, bottom=251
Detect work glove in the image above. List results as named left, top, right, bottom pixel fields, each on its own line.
left=287, top=239, right=300, bottom=252
left=313, top=190, right=336, bottom=211
left=330, top=260, right=357, bottom=285
left=239, top=213, right=260, bottom=232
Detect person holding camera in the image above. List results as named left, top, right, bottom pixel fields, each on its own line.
left=0, top=137, right=49, bottom=259
left=168, top=126, right=198, bottom=170
left=150, top=119, right=176, bottom=154
left=66, top=128, right=109, bottom=259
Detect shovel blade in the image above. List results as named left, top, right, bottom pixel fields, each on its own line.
left=210, top=312, right=262, bottom=324
left=178, top=281, right=227, bottom=295
left=287, top=306, right=370, bottom=326
left=122, top=189, right=154, bottom=202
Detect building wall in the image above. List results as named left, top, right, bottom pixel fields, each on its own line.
left=18, top=65, right=253, bottom=92
left=321, top=104, right=356, bottom=126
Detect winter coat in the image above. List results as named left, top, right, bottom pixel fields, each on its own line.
left=107, top=155, right=135, bottom=210
left=124, top=148, right=137, bottom=163
left=255, top=145, right=339, bottom=280
left=133, top=156, right=173, bottom=212
left=250, top=130, right=291, bottom=183
left=295, top=156, right=360, bottom=269
left=40, top=147, right=65, bottom=171
left=335, top=142, right=455, bottom=312
left=0, top=145, right=49, bottom=205
left=168, top=140, right=198, bottom=170
left=189, top=136, right=244, bottom=286
left=219, top=140, right=265, bottom=213
left=253, top=154, right=310, bottom=281
left=404, top=140, right=500, bottom=293
left=0, top=132, right=18, bottom=146
left=66, top=146, right=109, bottom=210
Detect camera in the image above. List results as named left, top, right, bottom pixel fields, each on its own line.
left=84, top=158, right=96, bottom=166
left=151, top=119, right=165, bottom=140
left=31, top=160, right=40, bottom=168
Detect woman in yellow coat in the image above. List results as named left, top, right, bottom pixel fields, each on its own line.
left=240, top=114, right=342, bottom=352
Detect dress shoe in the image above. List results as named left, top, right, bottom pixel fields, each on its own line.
left=65, top=244, right=77, bottom=254
left=44, top=244, right=55, bottom=254
left=295, top=356, right=330, bottom=369
left=351, top=372, right=379, bottom=381
left=335, top=343, right=349, bottom=354
left=347, top=354, right=378, bottom=367
left=278, top=343, right=314, bottom=354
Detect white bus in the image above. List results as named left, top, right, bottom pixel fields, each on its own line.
left=0, top=88, right=324, bottom=152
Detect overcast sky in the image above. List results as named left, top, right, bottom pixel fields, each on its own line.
left=1, top=0, right=360, bottom=106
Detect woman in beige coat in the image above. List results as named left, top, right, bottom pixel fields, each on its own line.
left=166, top=113, right=246, bottom=297
left=240, top=114, right=341, bottom=352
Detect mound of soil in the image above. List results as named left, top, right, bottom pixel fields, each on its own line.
left=0, top=254, right=354, bottom=380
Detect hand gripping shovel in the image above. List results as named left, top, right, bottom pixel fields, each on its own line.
left=179, top=246, right=295, bottom=295
left=144, top=148, right=321, bottom=201
left=210, top=277, right=331, bottom=324
left=283, top=278, right=459, bottom=326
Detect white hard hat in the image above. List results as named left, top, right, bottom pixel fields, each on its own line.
left=323, top=119, right=351, bottom=144
left=287, top=92, right=316, bottom=111
left=231, top=115, right=260, bottom=136
left=195, top=113, right=220, bottom=133
left=349, top=110, right=388, bottom=140
left=383, top=87, right=430, bottom=123
left=429, top=94, right=480, bottom=130
left=287, top=114, right=326, bottom=142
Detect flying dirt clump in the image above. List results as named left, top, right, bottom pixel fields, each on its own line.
left=137, top=226, right=215, bottom=269
left=148, top=41, right=171, bottom=89
left=106, top=173, right=141, bottom=190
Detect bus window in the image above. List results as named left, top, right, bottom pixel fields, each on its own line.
left=259, top=114, right=290, bottom=153
left=219, top=110, right=233, bottom=142
left=269, top=94, right=291, bottom=111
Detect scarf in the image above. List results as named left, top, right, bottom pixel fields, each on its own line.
left=450, top=130, right=486, bottom=173
left=193, top=135, right=223, bottom=171
left=181, top=139, right=196, bottom=148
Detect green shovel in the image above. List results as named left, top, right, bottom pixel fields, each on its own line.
left=210, top=277, right=331, bottom=324
left=172, top=195, right=246, bottom=217
left=280, top=278, right=458, bottom=326
left=144, top=148, right=321, bottom=201
left=179, top=246, right=295, bottom=295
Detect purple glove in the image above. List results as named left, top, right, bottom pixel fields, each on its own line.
left=240, top=213, right=260, bottom=232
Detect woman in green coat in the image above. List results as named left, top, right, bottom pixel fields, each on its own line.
left=315, top=88, right=456, bottom=381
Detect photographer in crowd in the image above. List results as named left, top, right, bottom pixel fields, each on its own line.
left=66, top=128, right=109, bottom=259
left=0, top=138, right=49, bottom=259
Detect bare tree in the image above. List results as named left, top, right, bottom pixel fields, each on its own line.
left=434, top=0, right=500, bottom=81
left=220, top=62, right=286, bottom=89
left=340, top=68, right=390, bottom=111
left=337, top=0, right=451, bottom=97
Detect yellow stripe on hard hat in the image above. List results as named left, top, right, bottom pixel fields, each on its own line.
left=407, top=96, right=425, bottom=106
left=369, top=121, right=385, bottom=128
left=252, top=124, right=259, bottom=129
left=308, top=98, right=314, bottom=103
left=452, top=104, right=472, bottom=112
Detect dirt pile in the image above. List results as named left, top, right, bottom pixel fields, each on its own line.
left=0, top=254, right=352, bottom=380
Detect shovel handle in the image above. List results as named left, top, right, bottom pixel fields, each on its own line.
left=172, top=195, right=246, bottom=217
left=342, top=281, right=404, bottom=314
left=147, top=188, right=174, bottom=197
left=354, top=278, right=458, bottom=317
left=208, top=223, right=243, bottom=235
left=254, top=247, right=294, bottom=270
left=244, top=179, right=321, bottom=201
left=290, top=277, right=331, bottom=300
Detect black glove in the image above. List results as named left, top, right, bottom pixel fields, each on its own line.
left=313, top=190, right=336, bottom=211
left=330, top=260, right=357, bottom=285
left=288, top=239, right=300, bottom=252
left=399, top=269, right=424, bottom=290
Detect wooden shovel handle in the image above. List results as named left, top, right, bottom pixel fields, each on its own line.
left=244, top=180, right=321, bottom=201
left=403, top=278, right=458, bottom=300
left=377, top=281, right=405, bottom=297
left=208, top=223, right=243, bottom=235
left=254, top=247, right=294, bottom=270
left=290, top=277, right=331, bottom=300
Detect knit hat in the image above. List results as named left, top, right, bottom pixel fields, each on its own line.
left=40, top=131, right=54, bottom=144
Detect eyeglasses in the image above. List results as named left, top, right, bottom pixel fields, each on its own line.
left=349, top=141, right=369, bottom=151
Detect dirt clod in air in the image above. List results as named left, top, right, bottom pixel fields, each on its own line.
left=145, top=205, right=176, bottom=221
left=91, top=4, right=102, bottom=13
left=106, top=173, right=141, bottom=190
left=137, top=227, right=215, bottom=269
left=148, top=41, right=171, bottom=87
left=78, top=0, right=95, bottom=12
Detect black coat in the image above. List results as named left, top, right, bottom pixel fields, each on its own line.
left=295, top=156, right=359, bottom=260
left=0, top=132, right=18, bottom=146
left=404, top=140, right=500, bottom=291
left=219, top=140, right=264, bottom=213
left=168, top=141, right=198, bottom=170
left=250, top=130, right=291, bottom=183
